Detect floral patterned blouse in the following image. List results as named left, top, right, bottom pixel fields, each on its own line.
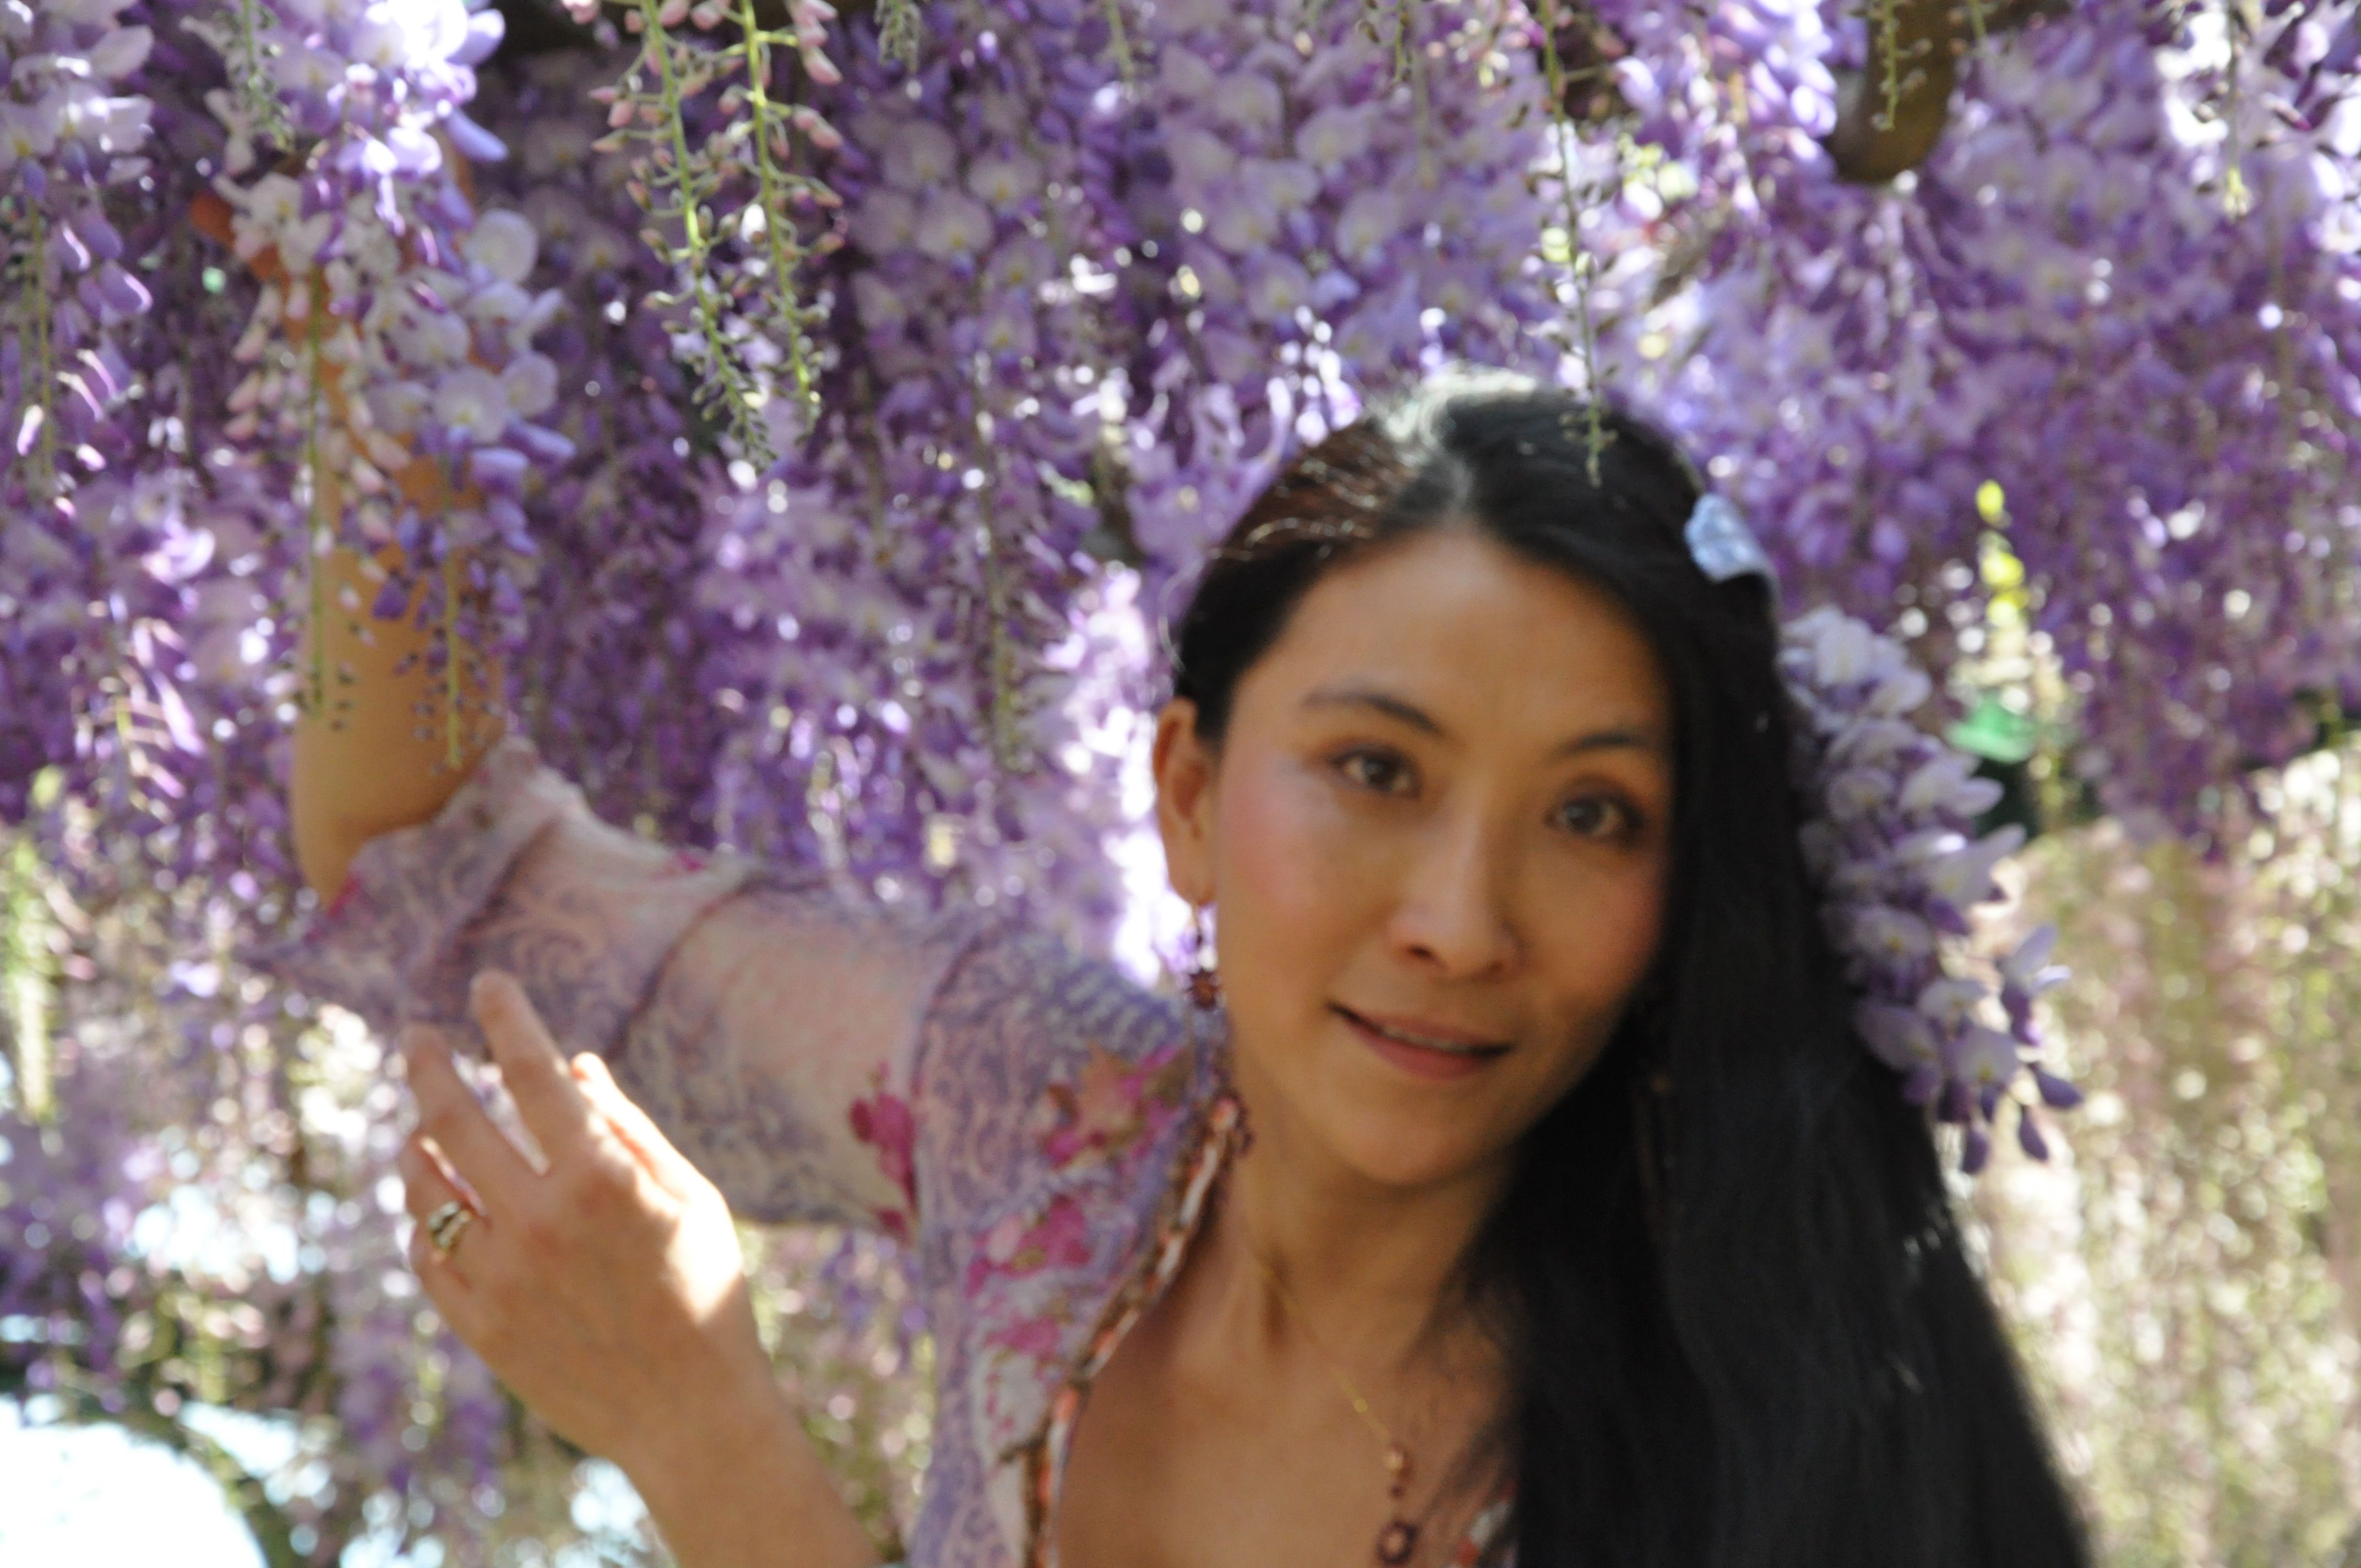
left=273, top=734, right=1515, bottom=1568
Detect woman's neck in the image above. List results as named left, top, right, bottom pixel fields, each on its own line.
left=1204, top=1072, right=1514, bottom=1379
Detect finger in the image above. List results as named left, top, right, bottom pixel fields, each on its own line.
left=469, top=970, right=599, bottom=1162
left=397, top=1134, right=489, bottom=1287
left=403, top=1023, right=538, bottom=1214
left=570, top=1052, right=704, bottom=1199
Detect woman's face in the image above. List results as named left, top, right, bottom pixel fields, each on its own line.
left=1155, top=526, right=1676, bottom=1194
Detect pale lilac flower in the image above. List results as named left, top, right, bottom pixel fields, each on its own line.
left=1922, top=825, right=2027, bottom=913
left=965, top=152, right=1042, bottom=209
left=1781, top=605, right=2076, bottom=1168
left=1210, top=70, right=1283, bottom=137
left=499, top=352, right=558, bottom=419
left=913, top=190, right=995, bottom=262
left=1295, top=102, right=1374, bottom=171
left=464, top=208, right=539, bottom=284
left=433, top=364, right=510, bottom=443
left=84, top=23, right=151, bottom=78
left=849, top=189, right=919, bottom=253
left=882, top=119, right=958, bottom=188
left=1333, top=188, right=1404, bottom=263
left=0, top=102, right=65, bottom=170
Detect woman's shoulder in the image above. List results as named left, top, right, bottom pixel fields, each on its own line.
left=904, top=918, right=1217, bottom=1229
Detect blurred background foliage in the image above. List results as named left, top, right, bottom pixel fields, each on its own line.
left=1975, top=738, right=2361, bottom=1567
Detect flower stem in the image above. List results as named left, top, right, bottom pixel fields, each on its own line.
left=20, top=205, right=59, bottom=504
left=2221, top=0, right=2253, bottom=218
left=1, top=829, right=58, bottom=1121
left=737, top=0, right=819, bottom=412
left=1536, top=0, right=1611, bottom=480
left=221, top=0, right=292, bottom=148
left=969, top=374, right=1024, bottom=774
left=1102, top=0, right=1135, bottom=83
left=300, top=304, right=331, bottom=723
left=1871, top=0, right=1905, bottom=133
left=1398, top=0, right=1433, bottom=181
left=633, top=0, right=774, bottom=462
left=877, top=0, right=924, bottom=68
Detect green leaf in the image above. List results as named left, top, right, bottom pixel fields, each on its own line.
left=1948, top=694, right=2037, bottom=765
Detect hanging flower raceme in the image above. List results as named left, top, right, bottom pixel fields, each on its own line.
left=193, top=0, right=570, bottom=762
left=1103, top=0, right=1554, bottom=588
left=463, top=48, right=753, bottom=842
left=586, top=0, right=845, bottom=467
left=685, top=3, right=1137, bottom=938
left=0, top=0, right=157, bottom=509
left=1925, top=20, right=2361, bottom=833
left=1782, top=605, right=2080, bottom=1173
left=0, top=0, right=160, bottom=818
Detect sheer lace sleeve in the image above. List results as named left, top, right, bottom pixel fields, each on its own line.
left=266, top=733, right=991, bottom=1230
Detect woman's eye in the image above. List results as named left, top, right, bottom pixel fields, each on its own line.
left=1336, top=749, right=1414, bottom=794
left=1555, top=795, right=1638, bottom=840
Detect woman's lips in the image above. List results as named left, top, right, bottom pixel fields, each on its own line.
left=1334, top=1005, right=1512, bottom=1082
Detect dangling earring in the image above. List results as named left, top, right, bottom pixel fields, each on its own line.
left=1185, top=902, right=1222, bottom=1011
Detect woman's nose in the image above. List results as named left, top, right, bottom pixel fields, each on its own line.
left=1386, top=811, right=1520, bottom=978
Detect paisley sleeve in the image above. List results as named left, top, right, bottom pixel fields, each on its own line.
left=263, top=731, right=993, bottom=1231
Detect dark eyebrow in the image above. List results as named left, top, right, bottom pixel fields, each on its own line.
left=1301, top=684, right=1668, bottom=760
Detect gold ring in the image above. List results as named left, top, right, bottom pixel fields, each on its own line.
left=424, top=1199, right=476, bottom=1258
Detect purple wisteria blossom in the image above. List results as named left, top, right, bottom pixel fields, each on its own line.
left=1603, top=0, right=2361, bottom=835
left=0, top=0, right=160, bottom=818
left=1101, top=0, right=1555, bottom=593
left=1782, top=605, right=2078, bottom=1172
left=686, top=1, right=1139, bottom=939
left=193, top=0, right=572, bottom=760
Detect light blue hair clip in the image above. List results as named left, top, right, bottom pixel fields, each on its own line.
left=1684, top=492, right=1779, bottom=604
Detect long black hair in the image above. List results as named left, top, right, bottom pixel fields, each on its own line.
left=1169, top=387, right=2088, bottom=1568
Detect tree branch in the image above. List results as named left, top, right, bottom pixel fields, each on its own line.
left=1824, top=0, right=2069, bottom=184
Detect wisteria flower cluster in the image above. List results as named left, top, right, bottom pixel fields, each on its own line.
left=1607, top=0, right=2361, bottom=836
left=1782, top=605, right=2080, bottom=1172
left=1104, top=0, right=1555, bottom=585
left=587, top=0, right=845, bottom=465
left=682, top=1, right=1144, bottom=942
left=0, top=0, right=155, bottom=507
left=462, top=48, right=749, bottom=840
left=195, top=0, right=569, bottom=754
left=0, top=0, right=159, bottom=817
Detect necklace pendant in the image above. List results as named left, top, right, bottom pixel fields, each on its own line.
left=1384, top=1441, right=1411, bottom=1500
left=1376, top=1516, right=1419, bottom=1566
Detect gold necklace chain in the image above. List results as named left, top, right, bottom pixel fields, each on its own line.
left=1247, top=1245, right=1424, bottom=1566
left=1250, top=1249, right=1406, bottom=1455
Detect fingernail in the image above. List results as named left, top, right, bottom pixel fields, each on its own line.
left=470, top=968, right=511, bottom=1005
left=399, top=1023, right=441, bottom=1059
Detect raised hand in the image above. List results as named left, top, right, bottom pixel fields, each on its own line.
left=397, top=970, right=877, bottom=1568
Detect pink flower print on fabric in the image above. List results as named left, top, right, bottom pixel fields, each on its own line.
left=848, top=1068, right=919, bottom=1240
left=967, top=1194, right=1095, bottom=1301
left=989, top=1312, right=1067, bottom=1364
left=1030, top=1039, right=1192, bottom=1172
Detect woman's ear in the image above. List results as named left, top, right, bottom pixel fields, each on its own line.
left=1152, top=698, right=1218, bottom=907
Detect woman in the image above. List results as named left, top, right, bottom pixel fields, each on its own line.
left=284, top=386, right=2090, bottom=1568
